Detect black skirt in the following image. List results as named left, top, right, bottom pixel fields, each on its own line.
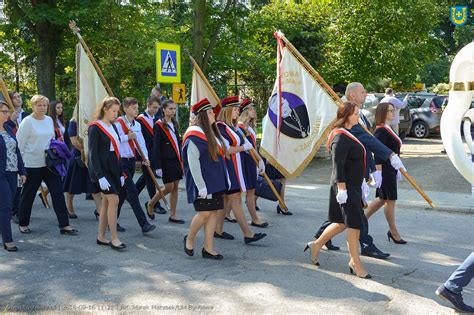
left=63, top=155, right=99, bottom=194
left=193, top=192, right=224, bottom=211
left=162, top=158, right=183, bottom=184
left=328, top=184, right=364, bottom=229
left=93, top=152, right=121, bottom=195
left=376, top=164, right=397, bottom=200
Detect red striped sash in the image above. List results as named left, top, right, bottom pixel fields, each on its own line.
left=136, top=115, right=153, bottom=135
left=116, top=117, right=136, bottom=157
left=89, top=121, right=120, bottom=160
left=156, top=120, right=183, bottom=169
left=375, top=124, right=402, bottom=149
left=327, top=128, right=366, bottom=175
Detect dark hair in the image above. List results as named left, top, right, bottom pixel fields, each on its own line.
left=195, top=110, right=227, bottom=162
left=147, top=95, right=160, bottom=107
left=95, top=96, right=121, bottom=120
left=385, top=88, right=394, bottom=95
left=122, top=97, right=138, bottom=109
left=374, top=102, right=392, bottom=127
left=0, top=101, right=9, bottom=110
left=162, top=99, right=180, bottom=133
left=8, top=91, right=19, bottom=107
left=49, top=100, right=64, bottom=128
left=326, top=102, right=358, bottom=149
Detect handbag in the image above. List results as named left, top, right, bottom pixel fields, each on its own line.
left=45, top=148, right=64, bottom=175
left=255, top=175, right=282, bottom=202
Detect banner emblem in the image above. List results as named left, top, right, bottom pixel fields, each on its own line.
left=450, top=6, right=468, bottom=27
left=268, top=92, right=310, bottom=139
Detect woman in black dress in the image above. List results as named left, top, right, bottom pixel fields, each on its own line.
left=304, top=102, right=371, bottom=279
left=147, top=100, right=184, bottom=224
left=365, top=103, right=406, bottom=244
left=88, top=96, right=125, bottom=251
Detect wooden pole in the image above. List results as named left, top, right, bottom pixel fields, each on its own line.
left=69, top=21, right=170, bottom=211
left=0, top=75, right=14, bottom=111
left=277, top=31, right=434, bottom=208
left=188, top=54, right=221, bottom=104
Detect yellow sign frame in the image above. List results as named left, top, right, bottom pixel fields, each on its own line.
left=156, top=42, right=181, bottom=83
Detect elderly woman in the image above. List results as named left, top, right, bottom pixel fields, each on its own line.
left=16, top=95, right=77, bottom=235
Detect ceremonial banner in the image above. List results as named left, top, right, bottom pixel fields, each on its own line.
left=76, top=43, right=108, bottom=162
left=260, top=35, right=339, bottom=179
left=189, top=56, right=220, bottom=114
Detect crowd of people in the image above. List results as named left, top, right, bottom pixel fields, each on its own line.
left=0, top=83, right=472, bottom=312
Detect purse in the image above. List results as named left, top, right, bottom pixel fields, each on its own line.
left=255, top=175, right=282, bottom=202
left=45, top=148, right=64, bottom=175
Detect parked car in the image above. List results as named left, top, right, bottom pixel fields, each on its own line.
left=409, top=95, right=448, bottom=138
left=360, top=93, right=412, bottom=139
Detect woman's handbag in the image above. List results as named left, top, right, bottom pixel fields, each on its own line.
left=45, top=148, right=64, bottom=175
left=255, top=175, right=282, bottom=202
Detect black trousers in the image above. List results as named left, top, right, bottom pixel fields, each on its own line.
left=0, top=172, right=17, bottom=243
left=118, top=158, right=147, bottom=228
left=19, top=167, right=69, bottom=229
left=135, top=164, right=155, bottom=199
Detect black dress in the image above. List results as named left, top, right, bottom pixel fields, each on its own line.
left=374, top=126, right=401, bottom=201
left=328, top=130, right=365, bottom=229
left=153, top=120, right=183, bottom=184
left=88, top=123, right=122, bottom=195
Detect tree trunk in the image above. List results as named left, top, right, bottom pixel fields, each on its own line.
left=35, top=30, right=57, bottom=100
left=193, top=0, right=206, bottom=69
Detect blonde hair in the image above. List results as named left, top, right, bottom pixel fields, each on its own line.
left=30, top=94, right=49, bottom=107
left=238, top=107, right=256, bottom=129
left=217, top=107, right=236, bottom=126
left=95, top=96, right=121, bottom=120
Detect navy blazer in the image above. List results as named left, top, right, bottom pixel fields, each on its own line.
left=0, top=125, right=26, bottom=178
left=4, top=111, right=29, bottom=132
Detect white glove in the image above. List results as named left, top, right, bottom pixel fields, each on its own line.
left=155, top=169, right=163, bottom=177
left=396, top=170, right=402, bottom=182
left=98, top=177, right=111, bottom=191
left=258, top=160, right=265, bottom=174
left=390, top=155, right=406, bottom=171
left=198, top=187, right=207, bottom=199
left=370, top=170, right=382, bottom=189
left=336, top=189, right=348, bottom=204
left=120, top=176, right=125, bottom=187
left=242, top=140, right=253, bottom=151
left=361, top=181, right=370, bottom=204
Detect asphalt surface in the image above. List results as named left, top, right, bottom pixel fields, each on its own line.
left=0, top=137, right=473, bottom=314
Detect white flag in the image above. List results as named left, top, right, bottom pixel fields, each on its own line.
left=260, top=43, right=339, bottom=179
left=190, top=68, right=220, bottom=109
left=75, top=43, right=108, bottom=162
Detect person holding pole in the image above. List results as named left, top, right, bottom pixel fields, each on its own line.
left=182, top=98, right=228, bottom=259
left=215, top=96, right=267, bottom=244
left=88, top=96, right=125, bottom=250
left=237, top=98, right=268, bottom=228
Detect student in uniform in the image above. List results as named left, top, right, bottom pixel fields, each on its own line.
left=236, top=98, right=267, bottom=228
left=49, top=100, right=66, bottom=141
left=305, top=102, right=371, bottom=279
left=146, top=100, right=184, bottom=224
left=215, top=96, right=267, bottom=244
left=182, top=98, right=228, bottom=259
left=114, top=97, right=156, bottom=234
left=88, top=96, right=126, bottom=250
left=365, top=102, right=406, bottom=244
left=16, top=95, right=78, bottom=235
left=0, top=101, right=26, bottom=251
left=62, top=115, right=102, bottom=219
left=135, top=96, right=166, bottom=214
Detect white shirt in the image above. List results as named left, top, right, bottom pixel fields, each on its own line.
left=166, top=121, right=180, bottom=159
left=57, top=119, right=65, bottom=136
left=114, top=116, right=148, bottom=160
left=17, top=115, right=55, bottom=168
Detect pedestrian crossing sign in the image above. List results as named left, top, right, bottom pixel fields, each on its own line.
left=156, top=42, right=181, bottom=83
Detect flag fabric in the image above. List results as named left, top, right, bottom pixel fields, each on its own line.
left=190, top=67, right=220, bottom=114
left=259, top=39, right=339, bottom=179
left=75, top=43, right=108, bottom=163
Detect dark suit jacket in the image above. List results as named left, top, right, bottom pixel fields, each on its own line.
left=0, top=125, right=26, bottom=178
left=87, top=123, right=122, bottom=182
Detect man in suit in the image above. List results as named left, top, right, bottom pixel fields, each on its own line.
left=315, top=82, right=406, bottom=260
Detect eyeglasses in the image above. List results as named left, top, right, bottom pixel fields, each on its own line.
left=387, top=109, right=395, bottom=112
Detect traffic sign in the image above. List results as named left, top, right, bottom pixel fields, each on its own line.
left=156, top=42, right=181, bottom=83
left=172, top=83, right=186, bottom=104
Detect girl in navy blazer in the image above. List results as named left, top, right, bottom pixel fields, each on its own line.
left=0, top=101, right=26, bottom=251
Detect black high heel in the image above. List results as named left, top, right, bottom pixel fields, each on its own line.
left=183, top=235, right=194, bottom=256
left=387, top=231, right=407, bottom=244
left=4, top=244, right=18, bottom=252
left=93, top=209, right=99, bottom=220
left=277, top=205, right=293, bottom=215
left=303, top=243, right=320, bottom=266
left=144, top=202, right=155, bottom=220
left=60, top=228, right=78, bottom=235
left=348, top=263, right=372, bottom=279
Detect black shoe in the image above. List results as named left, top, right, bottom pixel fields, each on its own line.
left=255, top=205, right=260, bottom=211
left=202, top=248, right=223, bottom=260
left=144, top=202, right=155, bottom=220
left=361, top=247, right=390, bottom=259
left=276, top=205, right=292, bottom=215
left=169, top=217, right=185, bottom=224
left=244, top=232, right=267, bottom=244
left=11, top=214, right=19, bottom=224
left=214, top=231, right=235, bottom=240
left=324, top=240, right=340, bottom=251
left=116, top=224, right=126, bottom=232
left=96, top=239, right=110, bottom=246
left=68, top=213, right=78, bottom=219
left=18, top=227, right=31, bottom=234
left=435, top=285, right=474, bottom=312
left=183, top=235, right=194, bottom=256
left=60, top=228, right=78, bottom=235
left=141, top=222, right=156, bottom=234
left=85, top=193, right=93, bottom=200
left=348, top=264, right=372, bottom=279
left=4, top=244, right=18, bottom=252
left=154, top=203, right=167, bottom=214
left=224, top=216, right=237, bottom=223
left=387, top=231, right=407, bottom=244
left=251, top=221, right=269, bottom=228
left=93, top=209, right=100, bottom=220
left=110, top=242, right=126, bottom=251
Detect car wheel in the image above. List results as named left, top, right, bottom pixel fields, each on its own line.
left=412, top=121, right=429, bottom=138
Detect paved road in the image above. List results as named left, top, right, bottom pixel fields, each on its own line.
left=1, top=137, right=473, bottom=314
